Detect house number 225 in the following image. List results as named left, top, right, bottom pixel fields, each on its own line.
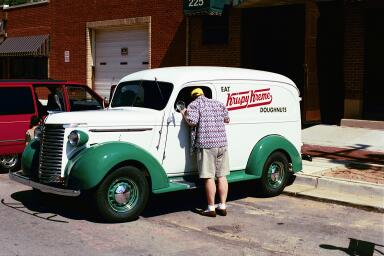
left=189, top=0, right=204, bottom=7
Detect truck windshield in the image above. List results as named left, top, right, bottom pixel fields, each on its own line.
left=111, top=80, right=173, bottom=110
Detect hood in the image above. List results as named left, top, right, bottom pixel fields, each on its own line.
left=45, top=108, right=162, bottom=127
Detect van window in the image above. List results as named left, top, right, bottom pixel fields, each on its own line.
left=174, top=86, right=212, bottom=109
left=67, top=86, right=103, bottom=111
left=45, top=86, right=65, bottom=112
left=111, top=80, right=173, bottom=110
left=0, top=87, right=35, bottom=115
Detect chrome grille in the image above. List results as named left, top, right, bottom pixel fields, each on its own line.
left=39, top=125, right=65, bottom=184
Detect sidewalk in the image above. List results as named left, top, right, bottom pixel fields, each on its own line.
left=284, top=123, right=384, bottom=212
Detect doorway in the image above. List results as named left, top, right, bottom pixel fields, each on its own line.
left=241, top=5, right=305, bottom=95
left=317, top=1, right=344, bottom=124
left=363, top=7, right=384, bottom=120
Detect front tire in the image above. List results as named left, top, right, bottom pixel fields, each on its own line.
left=259, top=151, right=289, bottom=197
left=0, top=154, right=20, bottom=172
left=94, top=166, right=149, bottom=222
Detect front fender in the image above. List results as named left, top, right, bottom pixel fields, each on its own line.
left=246, top=135, right=302, bottom=177
left=66, top=142, right=169, bottom=191
left=21, top=139, right=40, bottom=177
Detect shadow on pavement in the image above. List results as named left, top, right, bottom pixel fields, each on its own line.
left=142, top=180, right=277, bottom=218
left=7, top=189, right=98, bottom=223
left=302, top=144, right=384, bottom=167
left=320, top=238, right=384, bottom=256
left=7, top=180, right=270, bottom=222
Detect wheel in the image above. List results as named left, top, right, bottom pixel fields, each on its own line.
left=259, top=151, right=289, bottom=197
left=94, top=166, right=149, bottom=222
left=0, top=154, right=20, bottom=172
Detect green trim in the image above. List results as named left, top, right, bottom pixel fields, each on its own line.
left=153, top=182, right=190, bottom=194
left=154, top=170, right=258, bottom=194
left=227, top=170, right=258, bottom=183
left=246, top=135, right=302, bottom=177
left=66, top=142, right=169, bottom=191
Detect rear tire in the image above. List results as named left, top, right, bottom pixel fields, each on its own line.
left=94, top=166, right=149, bottom=222
left=259, top=151, right=289, bottom=197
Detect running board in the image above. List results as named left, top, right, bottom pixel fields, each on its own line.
left=153, top=171, right=259, bottom=194
left=169, top=178, right=198, bottom=189
left=153, top=178, right=199, bottom=194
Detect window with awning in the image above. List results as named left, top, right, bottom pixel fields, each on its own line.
left=0, top=34, right=49, bottom=56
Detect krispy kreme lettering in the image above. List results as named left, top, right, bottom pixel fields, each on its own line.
left=226, top=88, right=272, bottom=111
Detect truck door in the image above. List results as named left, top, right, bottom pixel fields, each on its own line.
left=161, top=83, right=216, bottom=176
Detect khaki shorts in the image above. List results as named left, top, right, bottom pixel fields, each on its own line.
left=196, top=147, right=230, bottom=179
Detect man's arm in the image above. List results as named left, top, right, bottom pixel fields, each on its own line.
left=181, top=109, right=196, bottom=127
left=223, top=105, right=230, bottom=124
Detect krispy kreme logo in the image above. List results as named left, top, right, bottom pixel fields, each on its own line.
left=226, top=88, right=272, bottom=111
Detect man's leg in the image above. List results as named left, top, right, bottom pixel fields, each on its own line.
left=217, top=176, right=228, bottom=205
left=204, top=178, right=216, bottom=207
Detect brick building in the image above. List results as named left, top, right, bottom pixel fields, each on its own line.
left=0, top=0, right=382, bottom=123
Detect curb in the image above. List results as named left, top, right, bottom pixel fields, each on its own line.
left=283, top=189, right=384, bottom=213
left=295, top=174, right=384, bottom=197
left=284, top=174, right=384, bottom=213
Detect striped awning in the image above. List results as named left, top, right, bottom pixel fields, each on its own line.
left=0, top=34, right=49, bottom=57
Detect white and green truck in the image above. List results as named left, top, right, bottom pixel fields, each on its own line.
left=10, top=67, right=303, bottom=222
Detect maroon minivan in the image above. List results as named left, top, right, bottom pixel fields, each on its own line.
left=0, top=80, right=105, bottom=172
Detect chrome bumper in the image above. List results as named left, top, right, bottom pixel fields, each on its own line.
left=9, top=171, right=80, bottom=197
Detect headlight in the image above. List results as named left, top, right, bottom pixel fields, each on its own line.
left=68, top=130, right=89, bottom=147
left=68, top=130, right=80, bottom=146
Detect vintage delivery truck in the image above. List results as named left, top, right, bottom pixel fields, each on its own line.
left=10, top=67, right=303, bottom=222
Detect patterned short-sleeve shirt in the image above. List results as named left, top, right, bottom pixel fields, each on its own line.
left=187, top=95, right=229, bottom=149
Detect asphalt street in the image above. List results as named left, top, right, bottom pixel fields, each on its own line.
left=0, top=172, right=383, bottom=256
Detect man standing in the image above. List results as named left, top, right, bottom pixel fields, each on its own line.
left=181, top=88, right=230, bottom=217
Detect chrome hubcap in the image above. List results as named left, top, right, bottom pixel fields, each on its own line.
left=0, top=154, right=18, bottom=169
left=107, top=178, right=139, bottom=213
left=267, top=161, right=285, bottom=188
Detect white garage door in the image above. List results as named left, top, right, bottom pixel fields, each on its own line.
left=95, top=26, right=149, bottom=98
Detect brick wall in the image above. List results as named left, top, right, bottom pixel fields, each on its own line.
left=344, top=2, right=365, bottom=100
left=189, top=8, right=241, bottom=67
left=1, top=0, right=186, bottom=84
left=343, top=2, right=365, bottom=118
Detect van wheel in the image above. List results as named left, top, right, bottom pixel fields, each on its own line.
left=259, top=152, right=289, bottom=197
left=0, top=154, right=20, bottom=172
left=94, top=166, right=149, bottom=222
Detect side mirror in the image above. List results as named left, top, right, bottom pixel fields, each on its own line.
left=103, top=97, right=109, bottom=108
left=175, top=100, right=186, bottom=112
left=30, top=116, right=41, bottom=127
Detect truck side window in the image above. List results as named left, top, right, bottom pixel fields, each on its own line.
left=174, top=86, right=212, bottom=110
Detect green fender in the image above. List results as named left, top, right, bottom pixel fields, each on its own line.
left=66, top=142, right=169, bottom=191
left=246, top=135, right=302, bottom=177
left=21, top=139, right=40, bottom=177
